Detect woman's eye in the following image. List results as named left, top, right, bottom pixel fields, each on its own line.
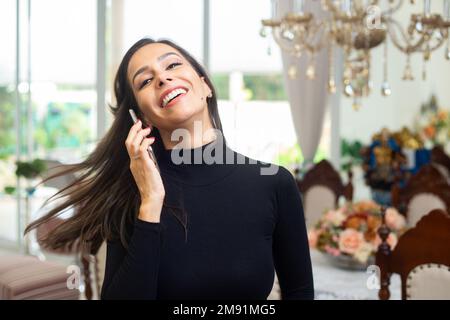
left=167, top=62, right=182, bottom=70
left=140, top=78, right=153, bottom=89
left=139, top=63, right=181, bottom=89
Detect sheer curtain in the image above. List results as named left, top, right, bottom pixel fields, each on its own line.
left=278, top=0, right=332, bottom=166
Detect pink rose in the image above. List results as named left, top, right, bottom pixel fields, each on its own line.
left=385, top=207, right=406, bottom=230
left=324, top=245, right=341, bottom=256
left=338, top=229, right=364, bottom=254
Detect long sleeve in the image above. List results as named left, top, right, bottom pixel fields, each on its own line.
left=100, top=219, right=163, bottom=300
left=272, top=167, right=314, bottom=300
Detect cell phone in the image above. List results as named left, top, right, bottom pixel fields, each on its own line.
left=128, top=109, right=160, bottom=172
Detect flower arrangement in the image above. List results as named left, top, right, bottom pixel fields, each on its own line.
left=308, top=200, right=406, bottom=267
left=413, top=94, right=450, bottom=150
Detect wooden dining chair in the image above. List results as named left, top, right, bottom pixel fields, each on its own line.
left=297, top=160, right=353, bottom=229
left=376, top=209, right=450, bottom=300
left=431, top=145, right=450, bottom=181
left=391, top=164, right=450, bottom=227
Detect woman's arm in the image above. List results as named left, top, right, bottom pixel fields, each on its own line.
left=272, top=166, right=314, bottom=300
left=100, top=219, right=163, bottom=299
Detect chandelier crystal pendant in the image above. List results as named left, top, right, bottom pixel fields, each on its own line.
left=260, top=0, right=450, bottom=108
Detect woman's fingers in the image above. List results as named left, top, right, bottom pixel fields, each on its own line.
left=130, top=127, right=152, bottom=155
left=125, top=120, right=142, bottom=153
left=139, top=137, right=156, bottom=161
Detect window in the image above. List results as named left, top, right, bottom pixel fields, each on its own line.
left=31, top=0, right=97, bottom=161
left=0, top=0, right=17, bottom=244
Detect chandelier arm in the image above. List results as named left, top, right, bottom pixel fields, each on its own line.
left=387, top=17, right=426, bottom=53
left=272, top=27, right=303, bottom=55
left=353, top=2, right=366, bottom=17
left=303, top=21, right=328, bottom=53
left=322, top=0, right=340, bottom=15
left=419, top=34, right=448, bottom=53
left=424, top=28, right=449, bottom=52
left=381, top=0, right=404, bottom=16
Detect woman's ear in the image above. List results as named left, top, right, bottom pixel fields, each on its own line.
left=200, top=76, right=212, bottom=98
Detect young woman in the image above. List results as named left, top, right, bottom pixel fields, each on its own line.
left=26, top=38, right=314, bottom=300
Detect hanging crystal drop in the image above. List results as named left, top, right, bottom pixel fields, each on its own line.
left=423, top=46, right=431, bottom=61
left=352, top=98, right=361, bottom=111
left=415, top=21, right=423, bottom=32
left=381, top=81, right=392, bottom=96
left=402, top=58, right=414, bottom=81
left=259, top=26, right=267, bottom=38
left=288, top=65, right=298, bottom=79
left=282, top=29, right=295, bottom=41
left=445, top=36, right=450, bottom=60
left=306, top=56, right=316, bottom=80
left=306, top=65, right=315, bottom=79
left=294, top=44, right=302, bottom=58
left=422, top=60, right=427, bottom=81
left=381, top=36, right=390, bottom=96
left=328, top=79, right=337, bottom=93
left=344, top=83, right=354, bottom=97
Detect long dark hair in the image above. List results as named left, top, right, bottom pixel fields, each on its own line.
left=25, top=38, right=224, bottom=255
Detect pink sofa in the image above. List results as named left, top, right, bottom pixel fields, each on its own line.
left=0, top=254, right=80, bottom=300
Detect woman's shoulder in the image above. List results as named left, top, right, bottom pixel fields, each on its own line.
left=231, top=150, right=296, bottom=186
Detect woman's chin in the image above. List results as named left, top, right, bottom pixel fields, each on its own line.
left=161, top=109, right=202, bottom=126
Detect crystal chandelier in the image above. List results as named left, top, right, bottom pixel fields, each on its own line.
left=260, top=0, right=450, bottom=109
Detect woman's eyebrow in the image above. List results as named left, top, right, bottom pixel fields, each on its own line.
left=157, top=51, right=181, bottom=62
left=132, top=52, right=182, bottom=85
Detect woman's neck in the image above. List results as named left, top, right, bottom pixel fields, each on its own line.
left=159, top=120, right=218, bottom=150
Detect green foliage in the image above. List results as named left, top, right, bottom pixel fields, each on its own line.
left=243, top=74, right=287, bottom=101
left=211, top=73, right=287, bottom=101
left=274, top=143, right=328, bottom=168
left=15, top=159, right=47, bottom=179
left=274, top=144, right=304, bottom=167
left=0, top=86, right=93, bottom=157
left=341, top=138, right=363, bottom=172
left=211, top=74, right=230, bottom=100
left=4, top=186, right=16, bottom=195
left=34, top=102, right=92, bottom=149
left=0, top=87, right=16, bottom=159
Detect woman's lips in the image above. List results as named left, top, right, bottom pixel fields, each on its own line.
left=163, top=92, right=187, bottom=109
left=159, top=86, right=189, bottom=107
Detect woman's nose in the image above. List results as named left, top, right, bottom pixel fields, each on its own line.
left=157, top=76, right=173, bottom=88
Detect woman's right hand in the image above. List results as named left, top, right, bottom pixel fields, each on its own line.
left=125, top=120, right=165, bottom=222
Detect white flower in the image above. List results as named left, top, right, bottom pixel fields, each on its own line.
left=354, top=242, right=374, bottom=264
left=324, top=208, right=347, bottom=227
left=437, top=129, right=447, bottom=145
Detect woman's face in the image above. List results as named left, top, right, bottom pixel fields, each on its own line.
left=127, top=43, right=212, bottom=130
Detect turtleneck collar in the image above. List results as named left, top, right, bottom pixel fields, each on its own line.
left=153, top=137, right=238, bottom=187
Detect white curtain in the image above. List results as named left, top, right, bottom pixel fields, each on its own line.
left=278, top=0, right=331, bottom=165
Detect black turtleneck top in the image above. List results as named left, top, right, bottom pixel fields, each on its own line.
left=100, top=139, right=314, bottom=300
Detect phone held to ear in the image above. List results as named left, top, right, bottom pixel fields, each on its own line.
left=129, top=109, right=160, bottom=172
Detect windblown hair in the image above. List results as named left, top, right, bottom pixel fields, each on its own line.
left=25, top=38, right=224, bottom=255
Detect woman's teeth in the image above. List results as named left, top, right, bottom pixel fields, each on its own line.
left=162, top=88, right=187, bottom=108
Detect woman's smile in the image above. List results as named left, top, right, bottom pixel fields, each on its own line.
left=160, top=86, right=189, bottom=108
left=162, top=90, right=187, bottom=109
